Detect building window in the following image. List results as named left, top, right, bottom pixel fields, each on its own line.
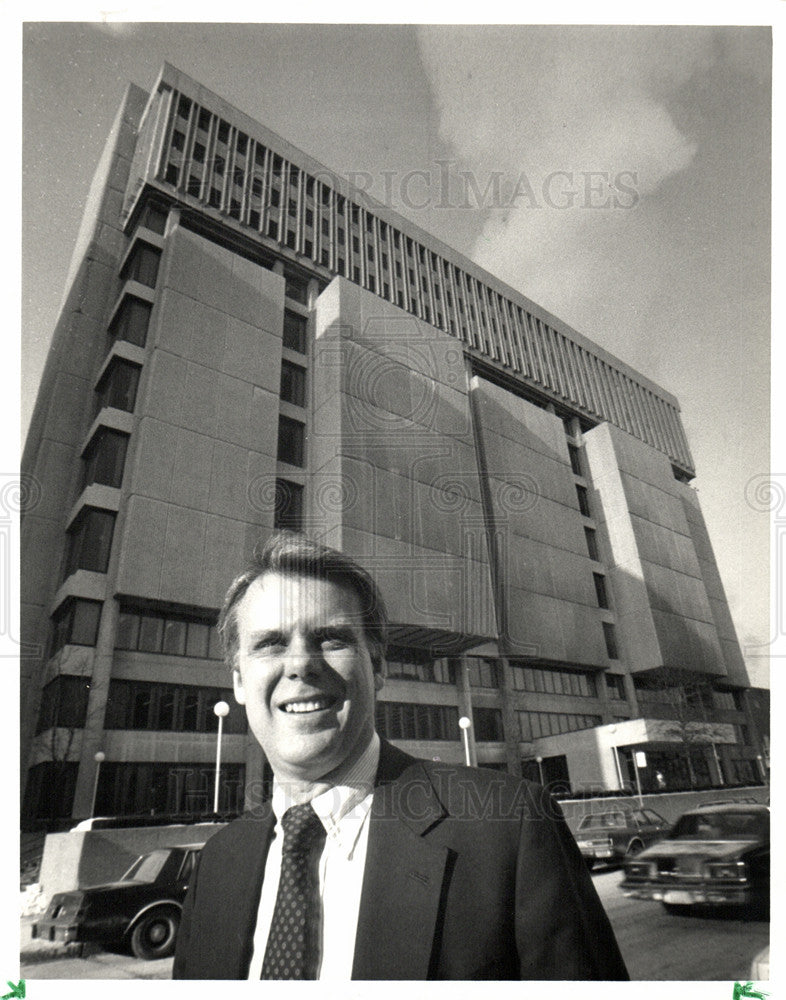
left=94, top=760, right=246, bottom=818
left=277, top=416, right=305, bottom=467
left=735, top=724, right=750, bottom=745
left=63, top=508, right=116, bottom=577
left=385, top=648, right=453, bottom=684
left=137, top=203, right=168, bottom=235
left=518, top=710, right=602, bottom=740
left=593, top=573, right=609, bottom=609
left=285, top=272, right=309, bottom=305
left=466, top=658, right=498, bottom=688
left=120, top=242, right=161, bottom=288
left=115, top=607, right=222, bottom=660
left=375, top=701, right=459, bottom=741
left=584, top=527, right=599, bottom=561
left=48, top=599, right=102, bottom=659
left=509, top=663, right=597, bottom=698
left=283, top=310, right=307, bottom=353
left=105, top=679, right=245, bottom=735
left=80, top=428, right=129, bottom=490
left=568, top=443, right=583, bottom=476
left=576, top=484, right=591, bottom=517
left=605, top=673, right=626, bottom=700
left=280, top=360, right=307, bottom=407
left=273, top=479, right=304, bottom=532
left=94, top=359, right=142, bottom=415
left=22, top=762, right=79, bottom=821
left=109, top=295, right=152, bottom=349
left=603, top=622, right=619, bottom=659
left=473, top=707, right=504, bottom=742
left=36, top=675, right=91, bottom=734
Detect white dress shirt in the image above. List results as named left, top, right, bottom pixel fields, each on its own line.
left=247, top=732, right=380, bottom=981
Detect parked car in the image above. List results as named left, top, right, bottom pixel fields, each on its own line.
left=620, top=804, right=769, bottom=912
left=574, top=807, right=671, bottom=867
left=32, top=844, right=201, bottom=959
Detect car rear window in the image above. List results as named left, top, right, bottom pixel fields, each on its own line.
left=578, top=811, right=627, bottom=829
left=669, top=810, right=769, bottom=841
left=123, top=849, right=173, bottom=883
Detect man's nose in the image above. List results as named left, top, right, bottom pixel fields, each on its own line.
left=283, top=636, right=322, bottom=677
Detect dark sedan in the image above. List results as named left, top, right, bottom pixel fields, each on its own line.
left=574, top=806, right=671, bottom=867
left=32, top=844, right=201, bottom=959
left=621, top=804, right=769, bottom=912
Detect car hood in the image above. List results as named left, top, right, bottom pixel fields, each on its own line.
left=637, top=839, right=758, bottom=860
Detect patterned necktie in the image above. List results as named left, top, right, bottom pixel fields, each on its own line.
left=261, top=802, right=327, bottom=980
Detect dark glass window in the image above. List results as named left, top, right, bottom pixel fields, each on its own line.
left=280, top=360, right=306, bottom=407
left=576, top=485, right=591, bottom=517
left=375, top=701, right=459, bottom=741
left=138, top=204, right=168, bottom=235
left=80, top=429, right=129, bottom=490
left=568, top=443, right=583, bottom=476
left=64, top=508, right=115, bottom=577
left=109, top=296, right=152, bottom=349
left=386, top=648, right=453, bottom=684
left=518, top=710, right=601, bottom=741
left=465, top=658, right=498, bottom=688
left=584, top=527, right=599, bottom=561
left=94, top=359, right=142, bottom=416
left=603, top=622, right=619, bottom=659
left=593, top=573, right=609, bottom=609
left=473, top=707, right=504, bottom=742
left=283, top=310, right=307, bottom=353
left=273, top=479, right=304, bottom=532
left=115, top=608, right=221, bottom=660
left=105, top=680, right=245, bottom=735
left=277, top=416, right=305, bottom=467
left=36, top=675, right=91, bottom=734
left=606, top=674, right=626, bottom=700
left=121, top=242, right=161, bottom=288
left=48, top=599, right=102, bottom=658
left=285, top=272, right=309, bottom=305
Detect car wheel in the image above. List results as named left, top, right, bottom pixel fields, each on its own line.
left=130, top=907, right=180, bottom=960
left=625, top=839, right=644, bottom=858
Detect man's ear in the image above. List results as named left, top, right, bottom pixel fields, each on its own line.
left=374, top=671, right=384, bottom=693
left=233, top=667, right=247, bottom=705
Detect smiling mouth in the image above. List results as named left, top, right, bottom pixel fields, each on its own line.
left=280, top=696, right=337, bottom=714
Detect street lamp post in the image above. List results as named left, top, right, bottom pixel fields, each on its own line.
left=458, top=716, right=472, bottom=767
left=91, top=751, right=105, bottom=818
left=213, top=701, right=230, bottom=814
left=535, top=756, right=544, bottom=784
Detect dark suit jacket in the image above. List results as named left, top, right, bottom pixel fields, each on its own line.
left=173, top=740, right=628, bottom=980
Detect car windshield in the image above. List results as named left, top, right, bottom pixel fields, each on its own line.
left=578, top=812, right=628, bottom=830
left=122, top=850, right=173, bottom=883
left=668, top=810, right=769, bottom=841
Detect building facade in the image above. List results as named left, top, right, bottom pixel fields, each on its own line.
left=21, top=65, right=764, bottom=822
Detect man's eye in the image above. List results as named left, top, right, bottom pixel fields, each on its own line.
left=321, top=635, right=352, bottom=651
left=253, top=637, right=284, bottom=653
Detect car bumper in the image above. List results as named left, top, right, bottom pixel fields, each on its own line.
left=31, top=921, right=83, bottom=944
left=621, top=882, right=755, bottom=905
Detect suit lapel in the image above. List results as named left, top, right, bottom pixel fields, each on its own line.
left=352, top=749, right=450, bottom=980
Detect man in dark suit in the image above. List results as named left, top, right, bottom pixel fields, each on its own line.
left=173, top=532, right=628, bottom=981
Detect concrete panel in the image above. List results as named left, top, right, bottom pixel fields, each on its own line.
left=159, top=506, right=208, bottom=606
left=201, top=514, right=259, bottom=609
left=114, top=495, right=169, bottom=597
left=171, top=430, right=213, bottom=509
left=130, top=417, right=178, bottom=501
left=208, top=441, right=259, bottom=520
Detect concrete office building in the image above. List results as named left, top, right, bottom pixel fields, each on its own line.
left=21, top=65, right=764, bottom=822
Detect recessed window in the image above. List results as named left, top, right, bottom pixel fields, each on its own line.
left=284, top=272, right=309, bottom=305
left=116, top=607, right=222, bottom=660
left=277, top=416, right=305, bottom=467
left=105, top=679, right=245, bottom=734
left=283, top=310, right=307, bottom=353
left=568, top=443, right=583, bottom=476
left=593, top=573, right=609, bottom=609
left=606, top=674, right=626, bottom=700
left=280, top=361, right=307, bottom=407
left=64, top=508, right=116, bottom=577
left=80, top=428, right=129, bottom=490
left=273, top=479, right=304, bottom=532
left=120, top=242, right=161, bottom=289
left=94, top=359, right=142, bottom=416
left=466, top=658, right=498, bottom=688
left=109, top=296, right=152, bottom=349
left=603, top=622, right=619, bottom=660
left=375, top=702, right=459, bottom=741
left=473, top=707, right=504, bottom=742
left=36, top=675, right=91, bottom=734
left=137, top=204, right=168, bottom=235
left=48, top=599, right=102, bottom=658
left=584, top=527, right=599, bottom=561
left=576, top=484, right=591, bottom=517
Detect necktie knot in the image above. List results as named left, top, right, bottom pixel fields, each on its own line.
left=281, top=802, right=325, bottom=855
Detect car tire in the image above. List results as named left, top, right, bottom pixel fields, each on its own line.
left=130, top=907, right=180, bottom=960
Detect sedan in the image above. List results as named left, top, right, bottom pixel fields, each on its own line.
left=620, top=804, right=769, bottom=913
left=32, top=844, right=201, bottom=959
left=574, top=806, right=671, bottom=866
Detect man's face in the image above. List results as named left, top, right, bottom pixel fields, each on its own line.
left=232, top=571, right=380, bottom=785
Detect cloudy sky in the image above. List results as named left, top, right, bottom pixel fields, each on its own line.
left=21, top=21, right=772, bottom=686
